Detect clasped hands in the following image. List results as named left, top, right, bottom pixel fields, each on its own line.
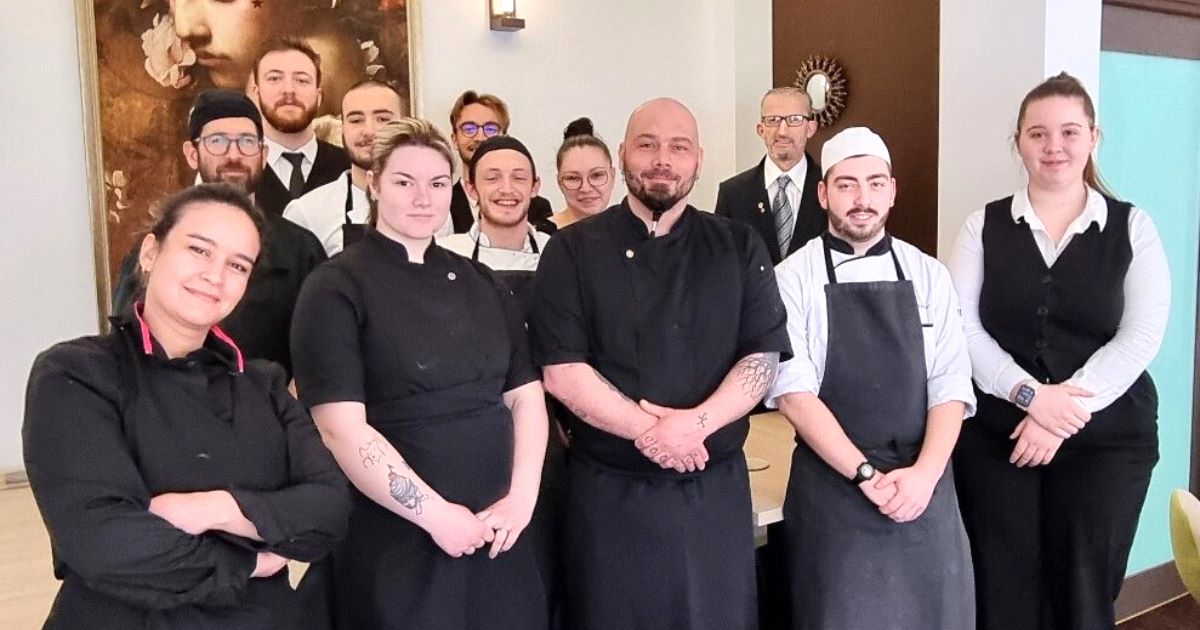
left=1009, top=382, right=1094, bottom=468
left=633, top=400, right=711, bottom=473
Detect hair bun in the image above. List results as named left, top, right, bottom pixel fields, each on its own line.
left=563, top=117, right=594, bottom=140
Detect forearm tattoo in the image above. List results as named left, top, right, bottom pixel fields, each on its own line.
left=387, top=464, right=427, bottom=514
left=697, top=412, right=709, bottom=429
left=359, top=438, right=387, bottom=469
left=735, top=353, right=779, bottom=399
left=593, top=368, right=634, bottom=403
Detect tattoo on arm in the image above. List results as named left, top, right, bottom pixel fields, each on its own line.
left=735, top=353, right=780, bottom=399
left=697, top=412, right=709, bottom=429
left=359, top=438, right=387, bottom=469
left=386, top=465, right=427, bottom=514
left=592, top=368, right=634, bottom=403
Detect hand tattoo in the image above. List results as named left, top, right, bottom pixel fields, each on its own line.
left=387, top=465, right=427, bottom=514
left=735, top=353, right=779, bottom=398
left=359, top=438, right=387, bottom=469
left=697, top=412, right=709, bottom=429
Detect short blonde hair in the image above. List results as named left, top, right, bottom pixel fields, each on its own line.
left=368, top=118, right=457, bottom=226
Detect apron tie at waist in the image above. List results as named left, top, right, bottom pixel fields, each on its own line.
left=366, top=378, right=507, bottom=426
left=571, top=448, right=745, bottom=480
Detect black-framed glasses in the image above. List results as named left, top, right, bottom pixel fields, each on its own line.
left=458, top=121, right=503, bottom=138
left=197, top=134, right=263, bottom=156
left=760, top=114, right=813, bottom=127
left=559, top=169, right=611, bottom=190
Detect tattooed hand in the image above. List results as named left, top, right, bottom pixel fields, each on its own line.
left=634, top=400, right=710, bottom=473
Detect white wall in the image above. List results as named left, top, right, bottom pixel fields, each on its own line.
left=416, top=0, right=770, bottom=212
left=938, top=0, right=1102, bottom=258
left=0, top=2, right=100, bottom=470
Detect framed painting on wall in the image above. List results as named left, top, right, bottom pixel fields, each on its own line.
left=74, top=0, right=420, bottom=326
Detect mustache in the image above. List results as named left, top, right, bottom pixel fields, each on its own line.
left=641, top=167, right=679, bottom=181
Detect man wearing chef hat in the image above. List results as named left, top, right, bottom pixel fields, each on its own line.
left=764, top=127, right=977, bottom=628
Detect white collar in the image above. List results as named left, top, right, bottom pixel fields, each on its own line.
left=762, top=155, right=809, bottom=190
left=265, top=135, right=319, bottom=165
left=1011, top=186, right=1108, bottom=233
left=468, top=221, right=539, bottom=253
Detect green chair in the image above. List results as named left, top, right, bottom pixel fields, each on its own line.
left=1170, top=488, right=1200, bottom=602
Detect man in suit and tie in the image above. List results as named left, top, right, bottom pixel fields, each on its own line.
left=716, top=87, right=825, bottom=265
left=250, top=38, right=351, bottom=216
left=448, top=90, right=552, bottom=233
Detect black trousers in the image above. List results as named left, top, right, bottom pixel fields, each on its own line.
left=953, top=420, right=1158, bottom=630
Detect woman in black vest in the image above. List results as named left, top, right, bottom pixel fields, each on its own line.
left=23, top=184, right=350, bottom=629
left=948, top=73, right=1171, bottom=630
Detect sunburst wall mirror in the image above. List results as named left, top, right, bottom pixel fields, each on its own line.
left=793, top=55, right=847, bottom=128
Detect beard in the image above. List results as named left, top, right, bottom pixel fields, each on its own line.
left=199, top=160, right=262, bottom=194
left=479, top=198, right=529, bottom=228
left=261, top=97, right=319, bottom=134
left=829, top=206, right=889, bottom=243
left=344, top=133, right=373, bottom=170
left=624, top=167, right=696, bottom=216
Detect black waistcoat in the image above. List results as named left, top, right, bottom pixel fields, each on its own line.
left=976, top=194, right=1157, bottom=447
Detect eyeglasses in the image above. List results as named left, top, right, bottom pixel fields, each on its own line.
left=559, top=169, right=611, bottom=190
left=197, top=134, right=263, bottom=156
left=458, top=121, right=503, bottom=138
left=760, top=114, right=814, bottom=127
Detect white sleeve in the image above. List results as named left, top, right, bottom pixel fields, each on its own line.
left=1066, top=208, right=1171, bottom=412
left=946, top=209, right=1034, bottom=402
left=924, top=260, right=977, bottom=418
left=764, top=256, right=821, bottom=408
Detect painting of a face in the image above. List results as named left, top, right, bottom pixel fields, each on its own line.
left=169, top=0, right=278, bottom=88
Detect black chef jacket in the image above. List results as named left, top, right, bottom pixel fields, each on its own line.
left=22, top=308, right=349, bottom=628
left=530, top=200, right=792, bottom=473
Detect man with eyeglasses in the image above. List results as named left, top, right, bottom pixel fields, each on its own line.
left=112, top=89, right=326, bottom=377
left=250, top=38, right=351, bottom=217
left=448, top=90, right=552, bottom=233
left=716, top=86, right=825, bottom=265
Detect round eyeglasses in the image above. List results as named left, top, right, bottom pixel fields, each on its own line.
left=458, top=121, right=503, bottom=138
left=559, top=169, right=611, bottom=191
left=197, top=134, right=263, bottom=156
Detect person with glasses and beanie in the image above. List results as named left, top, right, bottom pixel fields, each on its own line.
left=112, top=89, right=327, bottom=378
left=541, top=117, right=616, bottom=234
left=449, top=90, right=552, bottom=233
left=948, top=72, right=1170, bottom=630
left=716, top=86, right=826, bottom=265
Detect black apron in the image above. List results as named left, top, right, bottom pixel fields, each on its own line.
left=471, top=229, right=540, bottom=315
left=782, top=241, right=974, bottom=630
left=340, top=173, right=366, bottom=251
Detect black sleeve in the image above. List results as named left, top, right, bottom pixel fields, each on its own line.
left=736, top=227, right=794, bottom=361
left=290, top=265, right=366, bottom=407
left=497, top=279, right=540, bottom=393
left=714, top=181, right=732, bottom=218
left=111, top=246, right=141, bottom=317
left=297, top=227, right=328, bottom=273
left=530, top=234, right=590, bottom=367
left=228, top=362, right=350, bottom=562
left=22, top=343, right=257, bottom=610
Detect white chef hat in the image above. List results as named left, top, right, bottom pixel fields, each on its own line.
left=821, top=127, right=891, bottom=177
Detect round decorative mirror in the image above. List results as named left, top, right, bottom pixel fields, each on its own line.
left=793, top=55, right=848, bottom=128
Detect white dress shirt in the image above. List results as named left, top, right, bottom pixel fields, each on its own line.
left=437, top=222, right=551, bottom=272
left=264, top=135, right=318, bottom=186
left=947, top=186, right=1170, bottom=413
left=762, top=155, right=809, bottom=236
left=766, top=234, right=977, bottom=418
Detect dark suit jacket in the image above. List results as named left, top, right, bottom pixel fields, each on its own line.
left=257, top=139, right=351, bottom=217
left=715, top=154, right=825, bottom=265
left=450, top=179, right=553, bottom=233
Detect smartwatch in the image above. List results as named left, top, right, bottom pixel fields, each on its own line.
left=851, top=461, right=876, bottom=485
left=1014, top=383, right=1037, bottom=409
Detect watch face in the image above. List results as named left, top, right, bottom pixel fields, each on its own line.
left=1016, top=384, right=1036, bottom=408
left=858, top=463, right=875, bottom=478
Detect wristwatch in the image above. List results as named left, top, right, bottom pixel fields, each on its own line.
left=1014, top=383, right=1038, bottom=409
left=851, top=461, right=876, bottom=485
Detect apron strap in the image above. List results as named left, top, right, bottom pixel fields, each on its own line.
left=472, top=228, right=540, bottom=261
left=823, top=235, right=905, bottom=284
left=343, top=171, right=354, bottom=226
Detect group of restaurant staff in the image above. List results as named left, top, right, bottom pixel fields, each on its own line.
left=22, top=60, right=1169, bottom=630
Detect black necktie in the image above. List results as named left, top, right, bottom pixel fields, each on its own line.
left=282, top=152, right=306, bottom=199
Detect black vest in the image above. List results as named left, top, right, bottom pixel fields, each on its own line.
left=975, top=194, right=1156, bottom=446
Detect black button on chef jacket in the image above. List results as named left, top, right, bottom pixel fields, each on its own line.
left=530, top=201, right=793, bottom=473
left=22, top=309, right=349, bottom=629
